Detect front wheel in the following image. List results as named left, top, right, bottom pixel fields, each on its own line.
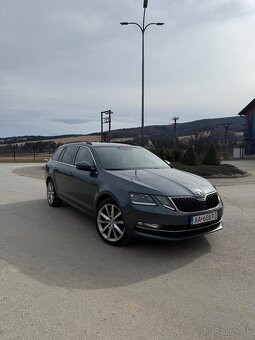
left=47, top=179, right=62, bottom=207
left=96, top=198, right=129, bottom=246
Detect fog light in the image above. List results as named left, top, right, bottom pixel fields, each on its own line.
left=137, top=222, right=161, bottom=229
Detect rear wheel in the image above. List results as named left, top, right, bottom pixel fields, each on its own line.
left=96, top=198, right=129, bottom=246
left=47, top=179, right=62, bottom=207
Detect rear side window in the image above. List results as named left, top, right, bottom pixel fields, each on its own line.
left=61, top=146, right=79, bottom=165
left=75, top=147, right=94, bottom=165
left=51, top=147, right=64, bottom=161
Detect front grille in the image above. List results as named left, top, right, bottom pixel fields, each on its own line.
left=206, top=192, right=219, bottom=209
left=172, top=197, right=200, bottom=212
left=171, top=192, right=219, bottom=212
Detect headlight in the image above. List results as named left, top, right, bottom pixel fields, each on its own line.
left=130, top=193, right=156, bottom=206
left=156, top=196, right=176, bottom=210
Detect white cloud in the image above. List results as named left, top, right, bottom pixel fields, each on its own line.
left=0, top=0, right=254, bottom=137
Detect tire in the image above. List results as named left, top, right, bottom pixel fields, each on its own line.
left=47, top=179, right=62, bottom=207
left=96, top=198, right=129, bottom=246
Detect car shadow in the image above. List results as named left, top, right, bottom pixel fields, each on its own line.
left=0, top=199, right=211, bottom=289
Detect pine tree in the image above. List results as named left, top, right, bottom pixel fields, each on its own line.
left=202, top=144, right=220, bottom=165
left=182, top=147, right=199, bottom=166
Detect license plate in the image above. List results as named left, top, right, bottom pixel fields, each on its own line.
left=191, top=211, right=218, bottom=225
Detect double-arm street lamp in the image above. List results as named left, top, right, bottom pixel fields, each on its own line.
left=120, top=0, right=164, bottom=146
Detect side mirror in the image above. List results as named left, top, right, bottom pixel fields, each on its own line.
left=164, top=160, right=173, bottom=168
left=76, top=161, right=94, bottom=171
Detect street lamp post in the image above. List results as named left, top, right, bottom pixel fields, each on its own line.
left=120, top=0, right=164, bottom=146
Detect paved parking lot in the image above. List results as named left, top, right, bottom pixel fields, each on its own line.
left=0, top=161, right=255, bottom=340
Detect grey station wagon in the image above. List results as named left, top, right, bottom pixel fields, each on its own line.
left=45, top=142, right=223, bottom=246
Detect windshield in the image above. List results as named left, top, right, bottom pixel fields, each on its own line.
left=94, top=146, right=169, bottom=170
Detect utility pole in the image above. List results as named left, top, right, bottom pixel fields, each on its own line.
left=222, top=123, right=232, bottom=159
left=172, top=116, right=179, bottom=147
left=101, top=110, right=113, bottom=142
left=13, top=144, right=16, bottom=162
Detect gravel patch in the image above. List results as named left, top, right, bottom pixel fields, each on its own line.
left=12, top=166, right=45, bottom=180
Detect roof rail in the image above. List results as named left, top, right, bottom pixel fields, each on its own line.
left=66, top=141, right=92, bottom=145
left=112, top=141, right=138, bottom=146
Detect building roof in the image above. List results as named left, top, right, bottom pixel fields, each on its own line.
left=238, top=98, right=255, bottom=116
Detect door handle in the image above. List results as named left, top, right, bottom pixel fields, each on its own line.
left=68, top=171, right=74, bottom=177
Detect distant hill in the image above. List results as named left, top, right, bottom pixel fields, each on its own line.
left=0, top=116, right=243, bottom=145
left=107, top=116, right=244, bottom=140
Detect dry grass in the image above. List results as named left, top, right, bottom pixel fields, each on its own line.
left=0, top=135, right=133, bottom=148
left=51, top=135, right=133, bottom=143
left=178, top=131, right=211, bottom=142
left=0, top=135, right=101, bottom=147
left=44, top=135, right=101, bottom=144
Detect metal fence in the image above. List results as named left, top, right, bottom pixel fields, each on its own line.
left=0, top=150, right=52, bottom=162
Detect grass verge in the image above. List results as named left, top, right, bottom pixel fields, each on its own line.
left=172, top=163, right=247, bottom=178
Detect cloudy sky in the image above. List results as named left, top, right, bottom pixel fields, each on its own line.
left=0, top=0, right=254, bottom=137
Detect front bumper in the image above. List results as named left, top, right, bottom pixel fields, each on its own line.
left=124, top=202, right=223, bottom=241
left=134, top=221, right=223, bottom=241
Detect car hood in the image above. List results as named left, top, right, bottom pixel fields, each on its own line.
left=107, top=168, right=215, bottom=197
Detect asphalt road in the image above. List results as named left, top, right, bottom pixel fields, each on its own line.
left=0, top=161, right=255, bottom=340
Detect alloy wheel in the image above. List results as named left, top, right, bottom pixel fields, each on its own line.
left=47, top=181, right=55, bottom=205
left=97, top=203, right=125, bottom=243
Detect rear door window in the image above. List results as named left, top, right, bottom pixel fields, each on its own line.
left=61, top=146, right=79, bottom=165
left=51, top=147, right=64, bottom=161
